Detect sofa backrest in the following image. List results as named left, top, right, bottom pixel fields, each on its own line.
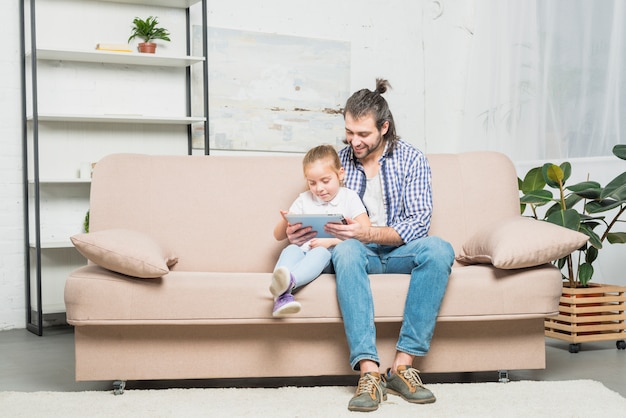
left=427, top=152, right=521, bottom=256
left=90, top=151, right=520, bottom=272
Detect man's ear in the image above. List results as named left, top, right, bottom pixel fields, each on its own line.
left=381, top=120, right=389, bottom=136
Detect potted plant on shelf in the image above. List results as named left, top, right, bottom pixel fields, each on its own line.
left=519, top=144, right=626, bottom=352
left=128, top=16, right=171, bottom=53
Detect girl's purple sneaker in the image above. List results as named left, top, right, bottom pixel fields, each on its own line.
left=272, top=293, right=301, bottom=317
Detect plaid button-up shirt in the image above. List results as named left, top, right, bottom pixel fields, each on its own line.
left=338, top=139, right=433, bottom=243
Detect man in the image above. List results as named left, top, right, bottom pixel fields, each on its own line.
left=286, top=79, right=454, bottom=412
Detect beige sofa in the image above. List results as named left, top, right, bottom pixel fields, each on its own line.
left=65, top=151, right=579, bottom=388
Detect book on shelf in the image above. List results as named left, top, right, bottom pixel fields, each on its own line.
left=95, top=43, right=133, bottom=53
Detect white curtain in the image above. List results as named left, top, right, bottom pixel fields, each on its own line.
left=456, top=0, right=625, bottom=161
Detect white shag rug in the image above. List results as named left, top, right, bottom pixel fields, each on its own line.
left=1, top=380, right=624, bottom=417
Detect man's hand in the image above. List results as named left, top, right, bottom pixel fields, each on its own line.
left=325, top=217, right=404, bottom=246
left=324, top=217, right=369, bottom=242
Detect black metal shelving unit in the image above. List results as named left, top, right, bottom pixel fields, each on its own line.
left=20, top=0, right=208, bottom=335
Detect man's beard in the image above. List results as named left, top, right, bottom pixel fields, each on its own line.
left=353, top=134, right=384, bottom=160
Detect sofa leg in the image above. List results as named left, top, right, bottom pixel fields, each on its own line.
left=113, top=380, right=126, bottom=395
left=498, top=370, right=510, bottom=383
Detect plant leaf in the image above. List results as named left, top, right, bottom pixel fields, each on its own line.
left=520, top=189, right=553, bottom=205
left=521, top=167, right=546, bottom=193
left=580, top=219, right=601, bottom=229
left=546, top=208, right=580, bottom=231
left=567, top=181, right=602, bottom=199
left=613, top=144, right=626, bottom=160
left=579, top=223, right=602, bottom=249
left=601, top=172, right=626, bottom=200
left=578, top=263, right=594, bottom=286
left=585, top=246, right=598, bottom=263
left=560, top=162, right=572, bottom=183
left=543, top=163, right=564, bottom=189
left=563, top=194, right=583, bottom=210
left=586, top=199, right=622, bottom=213
left=607, top=232, right=626, bottom=244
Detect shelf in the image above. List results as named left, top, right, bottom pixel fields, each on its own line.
left=28, top=178, right=92, bottom=184
left=28, top=113, right=205, bottom=124
left=30, top=240, right=76, bottom=249
left=89, top=0, right=201, bottom=7
left=31, top=48, right=204, bottom=67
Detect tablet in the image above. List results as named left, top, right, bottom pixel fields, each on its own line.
left=284, top=213, right=346, bottom=239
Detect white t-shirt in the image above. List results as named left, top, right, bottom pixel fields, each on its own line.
left=363, top=173, right=386, bottom=227
left=289, top=187, right=367, bottom=219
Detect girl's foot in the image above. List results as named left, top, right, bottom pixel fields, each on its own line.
left=270, top=267, right=295, bottom=298
left=272, top=293, right=301, bottom=317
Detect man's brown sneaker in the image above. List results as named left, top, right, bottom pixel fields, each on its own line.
left=347, top=372, right=387, bottom=412
left=383, top=365, right=436, bottom=404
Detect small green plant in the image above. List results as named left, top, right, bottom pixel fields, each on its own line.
left=83, top=210, right=90, bottom=233
left=128, top=16, right=171, bottom=44
left=519, top=145, right=626, bottom=288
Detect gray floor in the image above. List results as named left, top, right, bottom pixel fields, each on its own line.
left=1, top=326, right=625, bottom=396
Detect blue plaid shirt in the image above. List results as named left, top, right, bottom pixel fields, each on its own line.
left=338, top=139, right=432, bottom=243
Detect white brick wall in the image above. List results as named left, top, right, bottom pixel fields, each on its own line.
left=0, top=0, right=425, bottom=330
left=3, top=1, right=622, bottom=331
left=1, top=0, right=26, bottom=330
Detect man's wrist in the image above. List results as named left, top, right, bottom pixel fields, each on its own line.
left=364, top=226, right=403, bottom=246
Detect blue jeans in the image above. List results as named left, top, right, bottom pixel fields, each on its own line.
left=332, top=237, right=454, bottom=370
left=274, top=244, right=332, bottom=289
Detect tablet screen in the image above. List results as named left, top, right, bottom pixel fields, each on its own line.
left=284, top=213, right=346, bottom=238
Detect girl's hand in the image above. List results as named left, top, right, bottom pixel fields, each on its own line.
left=286, top=218, right=317, bottom=246
left=309, top=237, right=341, bottom=249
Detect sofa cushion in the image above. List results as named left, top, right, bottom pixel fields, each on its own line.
left=71, top=229, right=178, bottom=278
left=456, top=217, right=589, bottom=269
left=64, top=263, right=562, bottom=325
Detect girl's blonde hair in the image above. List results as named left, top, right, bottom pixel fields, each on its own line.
left=302, top=144, right=343, bottom=178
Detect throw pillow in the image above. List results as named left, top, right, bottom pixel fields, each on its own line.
left=456, top=217, right=589, bottom=269
left=71, top=229, right=178, bottom=278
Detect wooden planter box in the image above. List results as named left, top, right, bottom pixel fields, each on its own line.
left=544, top=283, right=626, bottom=353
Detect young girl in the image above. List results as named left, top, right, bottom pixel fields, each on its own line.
left=271, top=144, right=371, bottom=317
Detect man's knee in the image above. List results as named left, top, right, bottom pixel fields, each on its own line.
left=432, top=236, right=454, bottom=258
left=332, top=238, right=362, bottom=260
left=420, top=236, right=455, bottom=266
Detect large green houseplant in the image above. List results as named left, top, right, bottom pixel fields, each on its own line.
left=519, top=144, right=626, bottom=288
left=128, top=16, right=171, bottom=53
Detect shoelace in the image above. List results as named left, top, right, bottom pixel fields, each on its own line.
left=356, top=373, right=384, bottom=399
left=400, top=367, right=426, bottom=389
